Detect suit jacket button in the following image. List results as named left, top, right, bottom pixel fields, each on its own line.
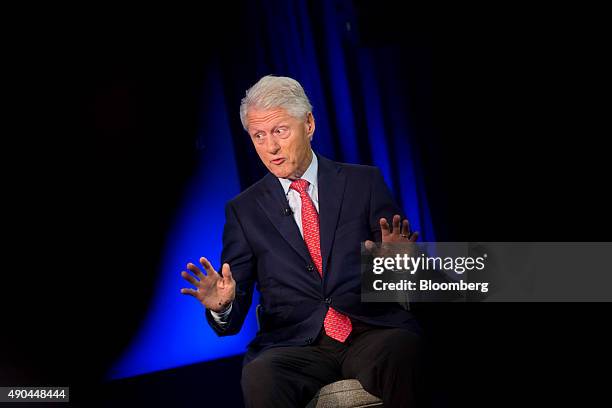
left=306, top=337, right=313, bottom=344
left=324, top=297, right=332, bottom=305
left=306, top=264, right=314, bottom=272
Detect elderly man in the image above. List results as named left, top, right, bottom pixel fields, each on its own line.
left=180, top=75, right=423, bottom=407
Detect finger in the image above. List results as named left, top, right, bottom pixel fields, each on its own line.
left=181, top=270, right=200, bottom=286
left=409, top=231, right=419, bottom=242
left=401, top=219, right=411, bottom=238
left=221, top=263, right=233, bottom=283
left=392, top=214, right=401, bottom=236
left=187, top=262, right=205, bottom=279
left=180, top=288, right=198, bottom=297
left=186, top=262, right=205, bottom=277
left=199, top=257, right=217, bottom=276
left=379, top=218, right=390, bottom=237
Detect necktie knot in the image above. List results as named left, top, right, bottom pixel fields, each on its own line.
left=289, top=178, right=310, bottom=194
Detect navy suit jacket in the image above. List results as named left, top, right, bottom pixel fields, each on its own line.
left=206, top=153, right=421, bottom=364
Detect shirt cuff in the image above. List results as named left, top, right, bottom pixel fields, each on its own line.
left=209, top=303, right=233, bottom=326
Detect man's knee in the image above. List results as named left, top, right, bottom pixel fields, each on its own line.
left=241, top=352, right=316, bottom=408
left=346, top=329, right=424, bottom=384
left=354, top=330, right=425, bottom=406
left=241, top=356, right=276, bottom=392
left=382, top=329, right=423, bottom=364
left=242, top=351, right=296, bottom=393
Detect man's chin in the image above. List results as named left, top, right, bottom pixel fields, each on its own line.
left=273, top=172, right=290, bottom=179
left=268, top=167, right=291, bottom=179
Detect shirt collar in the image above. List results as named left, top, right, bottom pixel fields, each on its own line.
left=278, top=150, right=318, bottom=195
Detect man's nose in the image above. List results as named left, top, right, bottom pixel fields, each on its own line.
left=265, top=136, right=281, bottom=154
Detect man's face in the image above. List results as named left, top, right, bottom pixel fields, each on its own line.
left=246, top=107, right=315, bottom=180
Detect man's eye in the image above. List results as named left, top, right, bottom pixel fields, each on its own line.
left=275, top=128, right=287, bottom=135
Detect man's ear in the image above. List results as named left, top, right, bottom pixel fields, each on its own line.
left=306, top=112, right=316, bottom=139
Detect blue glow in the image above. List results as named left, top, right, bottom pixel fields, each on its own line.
left=358, top=49, right=395, bottom=189
left=108, top=64, right=259, bottom=380
left=321, top=0, right=359, bottom=163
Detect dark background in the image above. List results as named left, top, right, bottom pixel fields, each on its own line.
left=3, top=1, right=610, bottom=406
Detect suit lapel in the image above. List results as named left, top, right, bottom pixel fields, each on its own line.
left=255, top=173, right=313, bottom=266
left=317, top=154, right=346, bottom=277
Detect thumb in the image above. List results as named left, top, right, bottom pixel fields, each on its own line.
left=221, top=263, right=233, bottom=282
left=364, top=240, right=375, bottom=253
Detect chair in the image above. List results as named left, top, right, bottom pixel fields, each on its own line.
left=305, top=379, right=383, bottom=408
left=255, top=305, right=383, bottom=408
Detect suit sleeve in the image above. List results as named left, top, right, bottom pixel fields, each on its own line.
left=369, top=167, right=405, bottom=242
left=205, top=201, right=255, bottom=336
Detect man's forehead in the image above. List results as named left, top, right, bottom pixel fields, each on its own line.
left=247, top=108, right=293, bottom=128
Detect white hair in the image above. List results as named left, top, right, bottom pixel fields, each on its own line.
left=239, top=75, right=313, bottom=131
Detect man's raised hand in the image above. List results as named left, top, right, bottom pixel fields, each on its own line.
left=365, top=214, right=419, bottom=256
left=380, top=214, right=419, bottom=243
left=180, top=257, right=236, bottom=313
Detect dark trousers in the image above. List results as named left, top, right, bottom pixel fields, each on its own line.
left=241, top=320, right=424, bottom=408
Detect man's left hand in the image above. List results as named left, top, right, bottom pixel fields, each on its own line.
left=365, top=214, right=419, bottom=256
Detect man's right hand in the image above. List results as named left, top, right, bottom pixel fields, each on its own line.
left=180, top=257, right=236, bottom=313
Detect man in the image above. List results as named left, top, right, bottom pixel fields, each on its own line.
left=180, top=75, right=423, bottom=407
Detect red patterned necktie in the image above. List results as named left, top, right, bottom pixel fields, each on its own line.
left=290, top=178, right=352, bottom=343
